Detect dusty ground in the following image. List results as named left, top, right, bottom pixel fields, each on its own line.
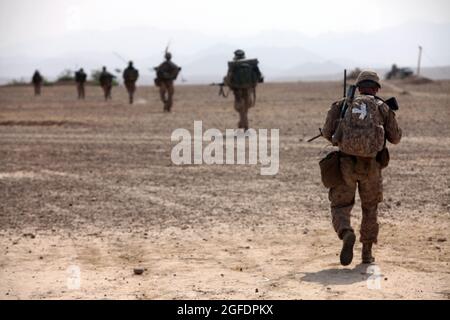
left=0, top=81, right=449, bottom=300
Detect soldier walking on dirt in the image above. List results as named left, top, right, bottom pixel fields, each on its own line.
left=224, top=50, right=263, bottom=131
left=99, top=66, right=115, bottom=101
left=31, top=70, right=43, bottom=96
left=322, top=70, right=402, bottom=266
left=123, top=61, right=139, bottom=104
left=154, top=52, right=181, bottom=112
left=75, top=68, right=87, bottom=99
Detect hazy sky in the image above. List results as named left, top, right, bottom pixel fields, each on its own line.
left=1, top=0, right=450, bottom=45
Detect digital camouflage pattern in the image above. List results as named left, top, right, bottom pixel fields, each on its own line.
left=336, top=95, right=386, bottom=157
left=355, top=70, right=381, bottom=88
left=322, top=93, right=402, bottom=247
left=329, top=155, right=382, bottom=243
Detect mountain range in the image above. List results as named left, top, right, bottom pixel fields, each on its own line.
left=0, top=21, right=449, bottom=84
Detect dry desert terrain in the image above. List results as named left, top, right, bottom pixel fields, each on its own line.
left=0, top=81, right=449, bottom=299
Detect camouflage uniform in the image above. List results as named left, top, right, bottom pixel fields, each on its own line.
left=155, top=55, right=180, bottom=112
left=99, top=68, right=114, bottom=101
left=232, top=88, right=254, bottom=131
left=322, top=73, right=402, bottom=246
left=225, top=49, right=261, bottom=131
left=75, top=69, right=87, bottom=99
left=158, top=79, right=175, bottom=112
left=32, top=71, right=43, bottom=96
left=123, top=62, right=139, bottom=104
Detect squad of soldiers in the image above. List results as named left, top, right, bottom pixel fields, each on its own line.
left=28, top=53, right=402, bottom=267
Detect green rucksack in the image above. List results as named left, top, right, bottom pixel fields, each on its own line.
left=124, top=68, right=139, bottom=82
left=227, top=59, right=261, bottom=89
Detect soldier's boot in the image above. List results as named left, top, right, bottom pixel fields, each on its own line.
left=362, top=243, right=375, bottom=264
left=340, top=230, right=356, bottom=266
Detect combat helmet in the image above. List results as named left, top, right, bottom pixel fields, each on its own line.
left=233, top=49, right=246, bottom=60
left=356, top=70, right=381, bottom=88
left=164, top=52, right=172, bottom=61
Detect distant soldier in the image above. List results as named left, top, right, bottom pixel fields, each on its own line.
left=31, top=70, right=43, bottom=96
left=154, top=52, right=181, bottom=112
left=99, top=66, right=115, bottom=101
left=123, top=61, right=139, bottom=104
left=75, top=68, right=87, bottom=99
left=322, top=70, right=402, bottom=266
left=224, top=50, right=263, bottom=131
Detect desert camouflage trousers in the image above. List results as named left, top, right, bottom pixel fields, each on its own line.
left=232, top=88, right=254, bottom=130
left=159, top=80, right=174, bottom=112
left=102, top=84, right=112, bottom=100
left=125, top=81, right=136, bottom=104
left=33, top=83, right=41, bottom=96
left=77, top=83, right=85, bottom=99
left=329, top=154, right=383, bottom=244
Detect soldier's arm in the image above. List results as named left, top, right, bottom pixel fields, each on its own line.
left=380, top=104, right=402, bottom=144
left=322, top=100, right=343, bottom=142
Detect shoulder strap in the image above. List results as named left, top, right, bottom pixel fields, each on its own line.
left=339, top=99, right=348, bottom=119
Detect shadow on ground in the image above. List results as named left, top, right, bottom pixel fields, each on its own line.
left=301, top=263, right=381, bottom=286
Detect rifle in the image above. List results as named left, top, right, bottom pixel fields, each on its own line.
left=210, top=82, right=228, bottom=97
left=375, top=96, right=399, bottom=111
left=331, top=83, right=356, bottom=145
left=308, top=70, right=353, bottom=143
left=307, top=128, right=323, bottom=142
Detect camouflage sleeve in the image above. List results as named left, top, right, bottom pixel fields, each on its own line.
left=322, top=100, right=343, bottom=142
left=380, top=104, right=402, bottom=144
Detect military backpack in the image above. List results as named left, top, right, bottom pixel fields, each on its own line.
left=336, top=95, right=385, bottom=158
left=226, top=59, right=262, bottom=89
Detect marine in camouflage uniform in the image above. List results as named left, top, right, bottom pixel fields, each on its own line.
left=75, top=68, right=87, bottom=99
left=154, top=52, right=181, bottom=112
left=322, top=70, right=402, bottom=265
left=224, top=50, right=261, bottom=131
left=123, top=61, right=139, bottom=104
left=99, top=66, right=114, bottom=101
left=32, top=70, right=43, bottom=96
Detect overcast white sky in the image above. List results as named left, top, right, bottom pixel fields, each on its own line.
left=1, top=0, right=450, bottom=45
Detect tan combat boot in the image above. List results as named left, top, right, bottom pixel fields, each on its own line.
left=362, top=243, right=375, bottom=264
left=340, top=230, right=356, bottom=266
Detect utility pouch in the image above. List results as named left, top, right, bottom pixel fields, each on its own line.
left=376, top=147, right=390, bottom=169
left=319, top=151, right=345, bottom=188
